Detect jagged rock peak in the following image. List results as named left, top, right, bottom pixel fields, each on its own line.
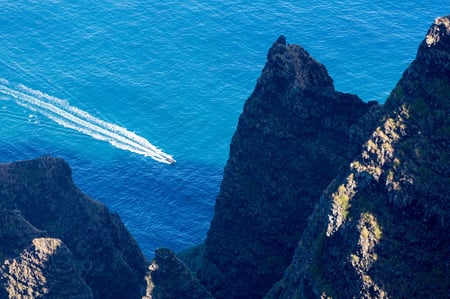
left=385, top=15, right=450, bottom=111
left=425, top=15, right=450, bottom=47
left=275, top=35, right=286, bottom=45
left=420, top=15, right=450, bottom=76
left=267, top=15, right=450, bottom=299
left=417, top=15, right=450, bottom=69
left=261, top=35, right=335, bottom=91
left=192, top=33, right=368, bottom=298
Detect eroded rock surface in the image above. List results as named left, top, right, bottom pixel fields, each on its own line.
left=267, top=15, right=450, bottom=299
left=143, top=248, right=213, bottom=299
left=0, top=156, right=147, bottom=299
left=189, top=35, right=370, bottom=299
left=1, top=238, right=92, bottom=299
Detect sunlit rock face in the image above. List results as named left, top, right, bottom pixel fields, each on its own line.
left=194, top=35, right=370, bottom=299
left=0, top=156, right=147, bottom=299
left=1, top=237, right=93, bottom=299
left=268, top=15, right=450, bottom=299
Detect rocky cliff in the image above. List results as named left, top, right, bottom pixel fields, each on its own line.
left=178, top=15, right=449, bottom=299
left=184, top=36, right=371, bottom=299
left=143, top=248, right=213, bottom=299
left=0, top=156, right=148, bottom=299
left=1, top=237, right=92, bottom=298
left=0, top=157, right=212, bottom=299
left=267, top=15, right=450, bottom=298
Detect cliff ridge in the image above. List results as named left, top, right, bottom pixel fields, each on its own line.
left=186, top=34, right=370, bottom=299
left=267, top=15, right=450, bottom=299
left=0, top=156, right=148, bottom=299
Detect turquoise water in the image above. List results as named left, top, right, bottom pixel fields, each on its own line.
left=0, top=1, right=447, bottom=257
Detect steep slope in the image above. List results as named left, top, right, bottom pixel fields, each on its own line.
left=192, top=36, right=370, bottom=298
left=0, top=156, right=148, bottom=299
left=267, top=15, right=450, bottom=299
left=1, top=238, right=92, bottom=299
left=143, top=248, right=213, bottom=299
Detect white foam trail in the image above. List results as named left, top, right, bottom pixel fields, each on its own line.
left=0, top=80, right=175, bottom=164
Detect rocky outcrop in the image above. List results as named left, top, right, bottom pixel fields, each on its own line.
left=143, top=248, right=213, bottom=299
left=267, top=15, right=450, bottom=299
left=1, top=238, right=92, bottom=298
left=186, top=36, right=370, bottom=298
left=0, top=156, right=148, bottom=299
left=0, top=210, right=45, bottom=261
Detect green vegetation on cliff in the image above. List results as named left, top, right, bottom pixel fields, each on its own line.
left=267, top=15, right=450, bottom=299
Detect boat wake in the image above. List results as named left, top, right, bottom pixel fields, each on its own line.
left=0, top=79, right=175, bottom=164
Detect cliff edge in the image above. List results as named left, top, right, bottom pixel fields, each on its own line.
left=0, top=156, right=148, bottom=299
left=267, top=15, right=450, bottom=299
left=185, top=35, right=370, bottom=299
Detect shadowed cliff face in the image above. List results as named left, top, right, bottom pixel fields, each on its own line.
left=267, top=15, right=450, bottom=299
left=0, top=156, right=147, bottom=299
left=143, top=248, right=213, bottom=299
left=196, top=36, right=370, bottom=299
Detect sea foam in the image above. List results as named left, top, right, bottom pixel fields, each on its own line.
left=0, top=80, right=175, bottom=164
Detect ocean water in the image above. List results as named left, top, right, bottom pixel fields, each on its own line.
left=0, top=1, right=447, bottom=257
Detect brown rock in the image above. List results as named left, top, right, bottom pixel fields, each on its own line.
left=1, top=238, right=92, bottom=298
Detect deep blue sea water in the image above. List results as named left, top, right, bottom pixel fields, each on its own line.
left=0, top=1, right=447, bottom=257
